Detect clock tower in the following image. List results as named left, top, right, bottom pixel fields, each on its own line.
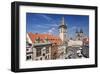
left=59, top=17, right=68, bottom=44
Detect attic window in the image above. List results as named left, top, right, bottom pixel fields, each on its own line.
left=45, top=37, right=49, bottom=42
left=35, top=37, right=41, bottom=43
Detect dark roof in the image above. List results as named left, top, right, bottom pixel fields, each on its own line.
left=59, top=25, right=67, bottom=29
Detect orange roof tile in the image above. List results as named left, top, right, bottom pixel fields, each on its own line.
left=27, top=32, right=62, bottom=45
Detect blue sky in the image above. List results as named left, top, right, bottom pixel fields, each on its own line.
left=26, top=13, right=89, bottom=38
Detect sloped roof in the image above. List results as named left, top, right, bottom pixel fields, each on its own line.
left=27, top=32, right=62, bottom=45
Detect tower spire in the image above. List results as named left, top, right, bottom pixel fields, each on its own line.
left=59, top=17, right=67, bottom=29
left=61, top=16, right=65, bottom=25
left=80, top=28, right=83, bottom=33
left=76, top=29, right=78, bottom=33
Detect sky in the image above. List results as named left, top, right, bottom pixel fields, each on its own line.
left=26, top=13, right=89, bottom=38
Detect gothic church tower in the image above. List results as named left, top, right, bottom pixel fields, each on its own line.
left=75, top=28, right=84, bottom=40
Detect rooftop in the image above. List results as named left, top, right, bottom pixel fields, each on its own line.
left=27, top=32, right=62, bottom=45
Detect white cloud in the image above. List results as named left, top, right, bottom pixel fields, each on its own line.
left=36, top=25, right=48, bottom=28
left=40, top=15, right=52, bottom=21
left=48, top=27, right=56, bottom=34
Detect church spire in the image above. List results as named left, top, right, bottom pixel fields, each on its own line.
left=76, top=29, right=78, bottom=33
left=61, top=17, right=65, bottom=25
left=59, top=17, right=67, bottom=29
left=80, top=28, right=83, bottom=33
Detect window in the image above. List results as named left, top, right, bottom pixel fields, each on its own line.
left=36, top=47, right=41, bottom=57
left=78, top=38, right=80, bottom=40
left=53, top=53, right=57, bottom=59
left=43, top=53, right=45, bottom=56
left=48, top=55, right=49, bottom=59
left=26, top=55, right=31, bottom=60
left=28, top=43, right=32, bottom=47
left=35, top=37, right=40, bottom=43
left=40, top=57, right=42, bottom=60
left=61, top=28, right=63, bottom=33
left=45, top=56, right=47, bottom=59
left=45, top=38, right=49, bottom=42
left=26, top=49, right=29, bottom=51
left=46, top=47, right=49, bottom=53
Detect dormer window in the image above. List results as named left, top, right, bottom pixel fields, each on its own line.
left=35, top=37, right=40, bottom=43
left=45, top=37, right=49, bottom=43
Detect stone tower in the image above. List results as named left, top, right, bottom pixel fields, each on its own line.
left=59, top=17, right=68, bottom=44
left=76, top=28, right=84, bottom=40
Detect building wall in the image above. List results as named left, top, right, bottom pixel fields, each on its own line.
left=59, top=28, right=67, bottom=43
left=26, top=44, right=33, bottom=60
left=59, top=33, right=65, bottom=42
left=57, top=45, right=67, bottom=59
left=32, top=44, right=51, bottom=60
left=27, top=34, right=33, bottom=44
left=51, top=44, right=58, bottom=59
left=68, top=40, right=83, bottom=46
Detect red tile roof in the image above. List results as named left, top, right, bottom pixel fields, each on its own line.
left=28, top=32, right=62, bottom=45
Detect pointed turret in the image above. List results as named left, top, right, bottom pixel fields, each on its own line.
left=80, top=28, right=83, bottom=33
left=61, top=17, right=65, bottom=25
left=76, top=29, right=78, bottom=33
left=59, top=17, right=67, bottom=29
